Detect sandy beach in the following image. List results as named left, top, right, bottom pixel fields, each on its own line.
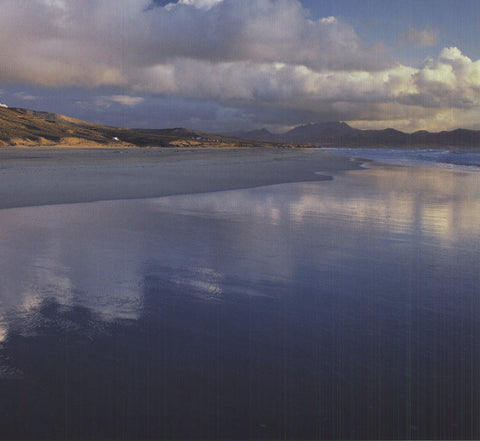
left=0, top=147, right=360, bottom=209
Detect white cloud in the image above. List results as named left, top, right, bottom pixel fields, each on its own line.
left=165, top=0, right=224, bottom=10
left=14, top=92, right=39, bottom=101
left=1, top=1, right=480, bottom=131
left=97, top=95, right=146, bottom=107
left=404, top=47, right=480, bottom=109
left=320, top=16, right=337, bottom=24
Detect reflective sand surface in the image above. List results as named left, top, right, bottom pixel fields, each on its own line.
left=0, top=164, right=479, bottom=439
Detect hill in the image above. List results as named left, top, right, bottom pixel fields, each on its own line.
left=0, top=107, right=278, bottom=148
left=231, top=122, right=480, bottom=147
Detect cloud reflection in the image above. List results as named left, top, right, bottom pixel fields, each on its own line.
left=0, top=164, right=478, bottom=340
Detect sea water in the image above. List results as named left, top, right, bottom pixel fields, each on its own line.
left=324, top=147, right=480, bottom=172
left=0, top=162, right=479, bottom=439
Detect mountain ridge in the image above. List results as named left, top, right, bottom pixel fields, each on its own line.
left=229, top=121, right=480, bottom=147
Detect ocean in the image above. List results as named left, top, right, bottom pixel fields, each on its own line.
left=0, top=151, right=479, bottom=439
left=323, top=147, right=480, bottom=171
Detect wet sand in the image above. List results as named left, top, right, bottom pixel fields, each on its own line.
left=0, top=147, right=360, bottom=209
left=0, top=163, right=479, bottom=440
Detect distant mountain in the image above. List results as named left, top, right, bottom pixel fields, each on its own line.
left=0, top=107, right=278, bottom=148
left=227, top=123, right=356, bottom=143
left=227, top=128, right=277, bottom=142
left=231, top=122, right=480, bottom=147
left=283, top=122, right=356, bottom=143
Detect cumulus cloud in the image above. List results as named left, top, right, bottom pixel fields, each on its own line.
left=132, top=47, right=480, bottom=114
left=0, top=0, right=387, bottom=86
left=403, top=47, right=480, bottom=109
left=1, top=0, right=480, bottom=131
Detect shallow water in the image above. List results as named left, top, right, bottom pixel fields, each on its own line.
left=0, top=164, right=479, bottom=439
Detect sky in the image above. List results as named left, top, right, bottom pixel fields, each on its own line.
left=1, top=0, right=480, bottom=133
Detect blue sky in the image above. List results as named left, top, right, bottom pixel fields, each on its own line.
left=305, top=0, right=480, bottom=57
left=1, top=0, right=480, bottom=132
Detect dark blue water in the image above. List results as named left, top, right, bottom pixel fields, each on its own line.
left=0, top=164, right=479, bottom=439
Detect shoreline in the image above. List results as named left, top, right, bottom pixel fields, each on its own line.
left=0, top=147, right=362, bottom=210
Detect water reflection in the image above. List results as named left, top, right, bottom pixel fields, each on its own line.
left=0, top=202, right=146, bottom=321
left=0, top=164, right=479, bottom=439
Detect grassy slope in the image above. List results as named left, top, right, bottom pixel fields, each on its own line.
left=0, top=107, right=278, bottom=148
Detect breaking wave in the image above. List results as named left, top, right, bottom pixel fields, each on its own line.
left=324, top=148, right=480, bottom=172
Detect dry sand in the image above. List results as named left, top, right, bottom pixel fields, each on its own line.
left=0, top=147, right=361, bottom=209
